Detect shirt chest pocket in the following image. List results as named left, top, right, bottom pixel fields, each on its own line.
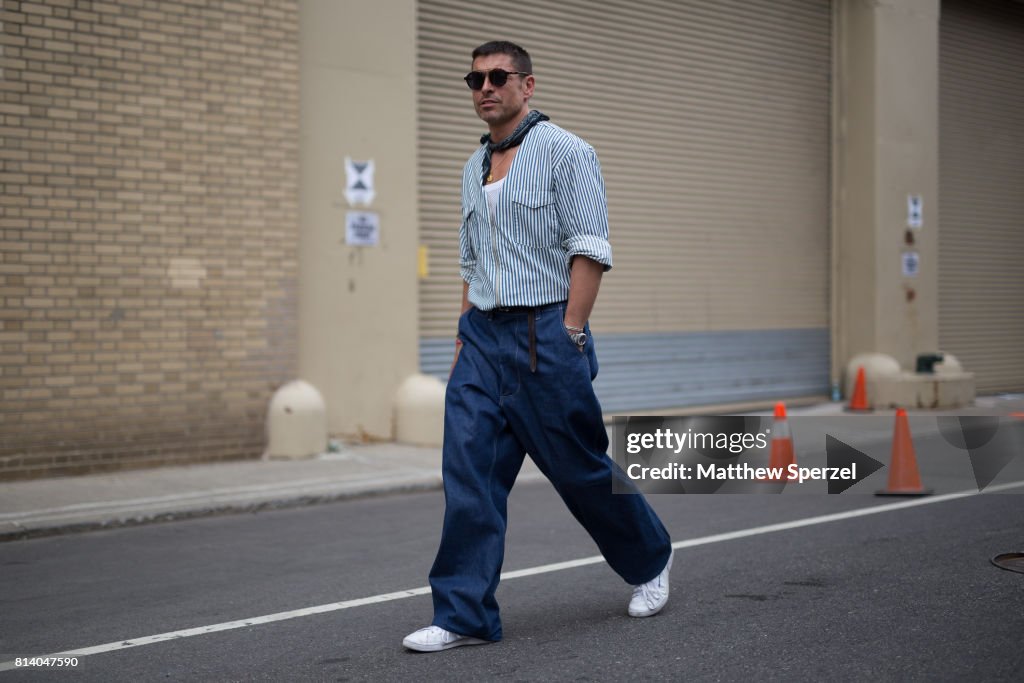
left=508, top=189, right=559, bottom=248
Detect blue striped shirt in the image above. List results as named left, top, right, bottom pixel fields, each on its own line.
left=460, top=120, right=613, bottom=310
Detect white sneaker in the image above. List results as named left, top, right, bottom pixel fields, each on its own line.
left=402, top=625, right=490, bottom=652
left=628, top=549, right=674, bottom=617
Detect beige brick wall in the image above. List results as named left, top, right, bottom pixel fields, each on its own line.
left=0, top=0, right=299, bottom=480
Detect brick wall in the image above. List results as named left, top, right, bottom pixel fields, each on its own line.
left=0, top=0, right=300, bottom=480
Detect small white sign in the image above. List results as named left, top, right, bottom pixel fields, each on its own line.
left=345, top=157, right=376, bottom=207
left=902, top=250, right=920, bottom=278
left=907, top=194, right=922, bottom=229
left=346, top=211, right=380, bottom=246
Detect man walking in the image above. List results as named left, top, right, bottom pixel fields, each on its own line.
left=403, top=41, right=673, bottom=653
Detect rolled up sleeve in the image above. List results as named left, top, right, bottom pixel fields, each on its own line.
left=554, top=144, right=613, bottom=271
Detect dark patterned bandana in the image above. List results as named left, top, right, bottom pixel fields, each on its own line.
left=480, top=109, right=550, bottom=183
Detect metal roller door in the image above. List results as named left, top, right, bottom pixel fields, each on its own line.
left=939, top=0, right=1024, bottom=394
left=418, top=0, right=832, bottom=411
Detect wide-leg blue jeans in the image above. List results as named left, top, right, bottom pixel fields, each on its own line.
left=428, top=302, right=672, bottom=641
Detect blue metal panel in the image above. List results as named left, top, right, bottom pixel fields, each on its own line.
left=420, top=328, right=829, bottom=412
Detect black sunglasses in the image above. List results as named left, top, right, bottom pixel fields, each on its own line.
left=464, top=68, right=531, bottom=90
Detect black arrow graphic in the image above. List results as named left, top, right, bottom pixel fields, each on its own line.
left=938, top=417, right=1017, bottom=492
left=826, top=434, right=885, bottom=494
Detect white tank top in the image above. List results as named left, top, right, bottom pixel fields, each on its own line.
left=483, top=176, right=506, bottom=227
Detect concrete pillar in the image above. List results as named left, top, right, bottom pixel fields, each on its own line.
left=833, top=0, right=941, bottom=378
left=298, top=1, right=418, bottom=438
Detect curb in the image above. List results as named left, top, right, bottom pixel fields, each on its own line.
left=0, top=469, right=551, bottom=543
left=0, top=476, right=445, bottom=543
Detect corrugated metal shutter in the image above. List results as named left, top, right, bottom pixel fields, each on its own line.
left=418, top=0, right=832, bottom=409
left=939, top=0, right=1024, bottom=394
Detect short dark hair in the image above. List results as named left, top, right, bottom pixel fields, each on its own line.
left=471, top=41, right=533, bottom=74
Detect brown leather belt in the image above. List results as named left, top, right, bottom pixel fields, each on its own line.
left=483, top=302, right=564, bottom=374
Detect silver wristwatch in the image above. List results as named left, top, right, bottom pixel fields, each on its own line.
left=569, top=331, right=587, bottom=348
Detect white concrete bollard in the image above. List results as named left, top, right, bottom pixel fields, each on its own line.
left=265, top=380, right=328, bottom=459
left=844, top=352, right=900, bottom=406
left=845, top=352, right=901, bottom=395
left=933, top=352, right=963, bottom=375
left=394, top=374, right=445, bottom=447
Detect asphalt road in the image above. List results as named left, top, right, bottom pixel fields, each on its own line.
left=1, top=432, right=1023, bottom=682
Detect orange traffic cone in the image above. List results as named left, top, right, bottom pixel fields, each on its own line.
left=846, top=366, right=870, bottom=412
left=876, top=408, right=932, bottom=496
left=762, top=402, right=796, bottom=481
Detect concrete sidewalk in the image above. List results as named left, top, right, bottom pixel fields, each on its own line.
left=2, top=395, right=1022, bottom=541
left=0, top=443, right=437, bottom=541
left=0, top=441, right=552, bottom=542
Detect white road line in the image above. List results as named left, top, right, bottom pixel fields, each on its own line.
left=2, top=479, right=1022, bottom=672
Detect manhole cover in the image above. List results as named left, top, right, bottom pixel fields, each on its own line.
left=991, top=553, right=1024, bottom=574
